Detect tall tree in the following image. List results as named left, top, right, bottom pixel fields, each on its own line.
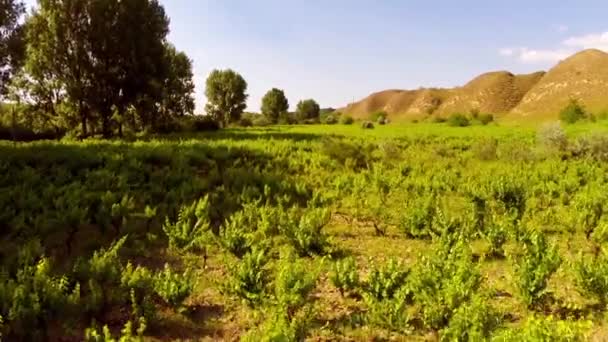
left=295, top=99, right=320, bottom=122
left=0, top=0, right=25, bottom=97
left=261, top=88, right=289, bottom=124
left=22, top=0, right=171, bottom=137
left=161, top=44, right=195, bottom=119
left=205, top=69, right=248, bottom=127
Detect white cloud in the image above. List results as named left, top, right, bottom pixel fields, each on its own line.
left=563, top=31, right=608, bottom=50
left=499, top=48, right=515, bottom=56
left=500, top=30, right=608, bottom=64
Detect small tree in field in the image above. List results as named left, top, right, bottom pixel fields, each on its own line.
left=295, top=99, right=320, bottom=123
left=261, top=88, right=289, bottom=124
left=205, top=69, right=248, bottom=127
left=559, top=98, right=587, bottom=124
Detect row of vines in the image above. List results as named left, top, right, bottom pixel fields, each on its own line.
left=2, top=126, right=608, bottom=340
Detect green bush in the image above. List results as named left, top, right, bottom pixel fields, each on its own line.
left=364, top=258, right=409, bottom=302
left=441, top=295, right=500, bottom=341
left=538, top=122, right=568, bottom=152
left=447, top=113, right=471, bottom=127
left=329, top=257, right=360, bottom=297
left=559, top=98, right=587, bottom=124
left=370, top=111, right=388, bottom=122
left=574, top=251, right=608, bottom=306
left=472, top=137, right=498, bottom=161
left=361, top=121, right=374, bottom=129
left=433, top=116, right=447, bottom=123
left=153, top=264, right=194, bottom=310
left=340, top=115, right=354, bottom=125
left=280, top=208, right=332, bottom=257
left=479, top=113, right=494, bottom=125
left=85, top=317, right=146, bottom=342
left=225, top=248, right=269, bottom=306
left=409, top=236, right=481, bottom=330
left=162, top=197, right=211, bottom=252
left=513, top=230, right=561, bottom=309
left=491, top=316, right=591, bottom=341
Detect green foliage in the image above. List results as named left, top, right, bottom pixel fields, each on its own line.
left=472, top=137, right=498, bottom=160
left=205, top=69, right=248, bottom=126
left=409, top=236, right=481, bottom=330
left=447, top=113, right=471, bottom=127
left=85, top=317, right=146, bottom=342
left=364, top=286, right=411, bottom=332
left=220, top=212, right=255, bottom=258
left=329, top=257, right=360, bottom=296
left=361, top=121, right=375, bottom=129
left=162, top=196, right=211, bottom=252
left=261, top=88, right=289, bottom=124
left=364, top=258, right=409, bottom=302
left=491, top=316, right=591, bottom=342
left=273, top=249, right=318, bottom=313
left=241, top=306, right=315, bottom=342
left=280, top=208, right=332, bottom=257
left=0, top=0, right=25, bottom=97
left=538, top=122, right=568, bottom=152
left=295, top=99, right=320, bottom=122
left=559, top=98, right=587, bottom=124
left=574, top=251, right=608, bottom=306
left=440, top=295, right=500, bottom=341
left=400, top=194, right=436, bottom=238
left=226, top=248, right=270, bottom=306
left=513, top=230, right=561, bottom=308
left=340, top=115, right=354, bottom=125
left=479, top=113, right=495, bottom=125
left=153, top=264, right=194, bottom=310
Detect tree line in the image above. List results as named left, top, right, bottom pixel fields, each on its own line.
left=0, top=0, right=325, bottom=139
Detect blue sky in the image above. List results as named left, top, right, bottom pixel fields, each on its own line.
left=24, top=0, right=608, bottom=112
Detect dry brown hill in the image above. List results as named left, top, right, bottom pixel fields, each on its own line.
left=340, top=49, right=608, bottom=122
left=511, top=49, right=608, bottom=120
left=436, top=71, right=545, bottom=116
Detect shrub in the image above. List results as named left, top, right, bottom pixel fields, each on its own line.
left=433, top=116, right=447, bottom=123
left=479, top=113, right=494, bottom=125
left=162, top=197, right=211, bottom=252
left=280, top=208, right=332, bottom=257
left=447, top=113, right=471, bottom=127
left=574, top=251, right=608, bottom=306
left=441, top=295, right=500, bottom=341
left=340, top=115, right=354, bottom=125
left=238, top=117, right=253, bottom=127
left=361, top=121, right=374, bottom=129
left=153, top=264, right=194, bottom=310
left=409, top=237, right=481, bottom=330
left=400, top=194, right=436, bottom=239
left=251, top=115, right=272, bottom=127
left=189, top=115, right=220, bottom=132
left=377, top=116, right=387, bottom=125
left=491, top=316, right=591, bottom=341
left=370, top=111, right=387, bottom=122
left=513, top=230, right=561, bottom=309
left=365, top=286, right=411, bottom=332
left=225, top=248, right=269, bottom=306
left=572, top=133, right=608, bottom=162
left=538, top=122, right=568, bottom=152
left=472, top=137, right=498, bottom=161
left=329, top=257, right=360, bottom=297
left=364, top=258, right=409, bottom=302
left=559, top=98, right=587, bottom=124
left=219, top=214, right=254, bottom=258
left=322, top=114, right=338, bottom=125
left=274, top=249, right=318, bottom=313
left=85, top=317, right=147, bottom=342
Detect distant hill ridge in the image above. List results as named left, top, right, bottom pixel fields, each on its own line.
left=340, top=49, right=608, bottom=121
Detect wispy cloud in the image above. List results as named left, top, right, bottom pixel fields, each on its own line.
left=500, top=30, right=608, bottom=64
left=556, top=25, right=569, bottom=33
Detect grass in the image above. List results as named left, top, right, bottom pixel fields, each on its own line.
left=3, top=121, right=608, bottom=340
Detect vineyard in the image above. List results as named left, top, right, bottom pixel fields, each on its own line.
left=3, top=122, right=608, bottom=341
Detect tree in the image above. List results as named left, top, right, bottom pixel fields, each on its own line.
left=295, top=99, right=320, bottom=122
left=158, top=44, right=195, bottom=124
left=205, top=69, right=248, bottom=127
left=22, top=0, right=172, bottom=137
left=261, top=88, right=288, bottom=124
left=559, top=98, right=587, bottom=124
left=0, top=0, right=25, bottom=98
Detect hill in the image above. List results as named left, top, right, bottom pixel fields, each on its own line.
left=339, top=49, right=608, bottom=121
left=511, top=49, right=608, bottom=120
